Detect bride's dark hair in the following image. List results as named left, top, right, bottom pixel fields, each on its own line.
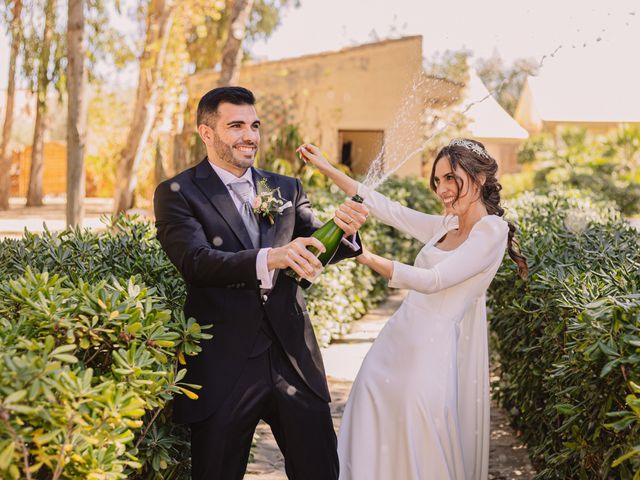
left=429, top=139, right=528, bottom=280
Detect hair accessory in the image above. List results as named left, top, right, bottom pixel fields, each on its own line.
left=448, top=138, right=490, bottom=159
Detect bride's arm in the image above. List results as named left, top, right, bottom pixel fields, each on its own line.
left=357, top=248, right=394, bottom=279
left=356, top=183, right=445, bottom=243
left=297, top=144, right=358, bottom=196
left=297, top=143, right=445, bottom=243
left=387, top=216, right=509, bottom=295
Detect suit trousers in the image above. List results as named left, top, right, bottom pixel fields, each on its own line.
left=189, top=342, right=338, bottom=480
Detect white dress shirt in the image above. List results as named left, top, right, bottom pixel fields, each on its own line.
left=208, top=161, right=275, bottom=289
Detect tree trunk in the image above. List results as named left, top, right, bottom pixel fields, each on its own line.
left=171, top=99, right=196, bottom=171
left=66, top=0, right=88, bottom=228
left=26, top=0, right=56, bottom=207
left=0, top=0, right=23, bottom=210
left=154, top=140, right=167, bottom=184
left=26, top=93, right=47, bottom=206
left=113, top=0, right=174, bottom=215
left=151, top=99, right=169, bottom=184
left=218, top=0, right=254, bottom=86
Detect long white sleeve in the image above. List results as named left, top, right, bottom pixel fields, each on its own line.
left=357, top=183, right=448, bottom=243
left=389, top=215, right=508, bottom=294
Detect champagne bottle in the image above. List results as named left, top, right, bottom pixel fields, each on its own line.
left=285, top=194, right=364, bottom=289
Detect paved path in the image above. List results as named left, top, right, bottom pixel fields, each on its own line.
left=0, top=197, right=116, bottom=238
left=245, top=291, right=535, bottom=479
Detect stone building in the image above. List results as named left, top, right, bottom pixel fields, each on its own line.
left=189, top=35, right=527, bottom=177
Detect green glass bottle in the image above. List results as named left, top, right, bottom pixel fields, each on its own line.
left=285, top=194, right=364, bottom=289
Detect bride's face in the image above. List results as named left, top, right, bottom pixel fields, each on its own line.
left=433, top=157, right=480, bottom=215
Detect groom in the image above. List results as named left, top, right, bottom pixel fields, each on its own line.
left=154, top=86, right=368, bottom=480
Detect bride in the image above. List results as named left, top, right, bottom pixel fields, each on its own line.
left=297, top=139, right=528, bottom=480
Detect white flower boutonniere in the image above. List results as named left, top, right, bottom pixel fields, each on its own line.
left=252, top=178, right=285, bottom=224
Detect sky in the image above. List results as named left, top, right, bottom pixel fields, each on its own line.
left=249, top=0, right=638, bottom=68
left=0, top=0, right=638, bottom=89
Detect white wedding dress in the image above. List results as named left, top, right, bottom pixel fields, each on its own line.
left=337, top=184, right=509, bottom=480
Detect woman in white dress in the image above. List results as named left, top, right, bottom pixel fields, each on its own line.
left=297, top=139, right=528, bottom=480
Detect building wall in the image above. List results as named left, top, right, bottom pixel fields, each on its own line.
left=12, top=143, right=68, bottom=197
left=338, top=130, right=384, bottom=175
left=542, top=121, right=640, bottom=136
left=189, top=36, right=426, bottom=177
left=513, top=81, right=542, bottom=134
left=10, top=142, right=97, bottom=197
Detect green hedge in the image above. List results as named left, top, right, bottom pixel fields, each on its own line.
left=515, top=128, right=640, bottom=215
left=0, top=176, right=439, bottom=479
left=0, top=270, right=210, bottom=479
left=489, top=188, right=640, bottom=479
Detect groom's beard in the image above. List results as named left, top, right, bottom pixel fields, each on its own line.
left=213, top=131, right=257, bottom=170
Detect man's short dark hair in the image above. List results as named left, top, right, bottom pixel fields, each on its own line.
left=196, top=86, right=256, bottom=127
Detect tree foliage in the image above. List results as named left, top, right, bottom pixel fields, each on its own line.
left=518, top=127, right=640, bottom=215
left=475, top=52, right=538, bottom=115
left=425, top=48, right=538, bottom=115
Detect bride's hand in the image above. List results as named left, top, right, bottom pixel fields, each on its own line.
left=297, top=142, right=360, bottom=198
left=356, top=245, right=372, bottom=265
left=297, top=143, right=334, bottom=173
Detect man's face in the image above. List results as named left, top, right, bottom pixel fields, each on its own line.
left=204, top=102, right=261, bottom=173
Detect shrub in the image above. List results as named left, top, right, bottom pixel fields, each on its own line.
left=0, top=219, right=207, bottom=479
left=515, top=128, right=640, bottom=215
left=499, top=170, right=535, bottom=199
left=0, top=269, right=210, bottom=479
left=489, top=188, right=640, bottom=478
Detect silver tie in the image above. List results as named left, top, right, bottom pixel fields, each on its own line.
left=228, top=181, right=260, bottom=249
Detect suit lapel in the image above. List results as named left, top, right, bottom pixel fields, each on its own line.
left=192, top=158, right=254, bottom=250
left=252, top=168, right=278, bottom=248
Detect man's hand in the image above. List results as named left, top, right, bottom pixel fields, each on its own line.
left=334, top=199, right=369, bottom=236
left=267, top=237, right=326, bottom=279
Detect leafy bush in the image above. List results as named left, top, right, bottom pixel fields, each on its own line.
left=516, top=128, right=640, bottom=215
left=489, top=188, right=640, bottom=478
left=0, top=176, right=440, bottom=478
left=0, top=216, right=186, bottom=312
left=0, top=219, right=207, bottom=479
left=0, top=269, right=210, bottom=479
left=499, top=170, right=535, bottom=199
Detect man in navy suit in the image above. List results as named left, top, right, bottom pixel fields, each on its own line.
left=154, top=86, right=368, bottom=479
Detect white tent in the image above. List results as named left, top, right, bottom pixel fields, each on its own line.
left=461, top=69, right=529, bottom=172
left=464, top=69, right=529, bottom=140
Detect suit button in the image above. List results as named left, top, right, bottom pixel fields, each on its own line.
left=262, top=294, right=268, bottom=302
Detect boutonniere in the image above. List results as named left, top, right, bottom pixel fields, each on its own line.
left=252, top=178, right=285, bottom=224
